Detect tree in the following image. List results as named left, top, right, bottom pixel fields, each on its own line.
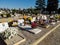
left=36, top=0, right=45, bottom=9
left=47, top=0, right=58, bottom=14
left=58, top=8, right=60, bottom=14
left=6, top=13, right=11, bottom=17
left=18, top=8, right=22, bottom=14
left=26, top=7, right=39, bottom=15
left=35, top=0, right=46, bottom=14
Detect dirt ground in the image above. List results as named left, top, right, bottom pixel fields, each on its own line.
left=39, top=26, right=60, bottom=45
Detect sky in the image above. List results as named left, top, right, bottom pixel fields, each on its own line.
left=0, top=0, right=60, bottom=9
left=0, top=0, right=36, bottom=9
left=58, top=0, right=60, bottom=8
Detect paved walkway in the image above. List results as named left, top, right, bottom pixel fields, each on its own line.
left=39, top=26, right=60, bottom=45
left=20, top=22, right=60, bottom=45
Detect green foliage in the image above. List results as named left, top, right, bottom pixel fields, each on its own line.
left=6, top=13, right=11, bottom=17
left=55, top=15, right=60, bottom=20
left=47, top=0, right=58, bottom=14
left=35, top=0, right=45, bottom=10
